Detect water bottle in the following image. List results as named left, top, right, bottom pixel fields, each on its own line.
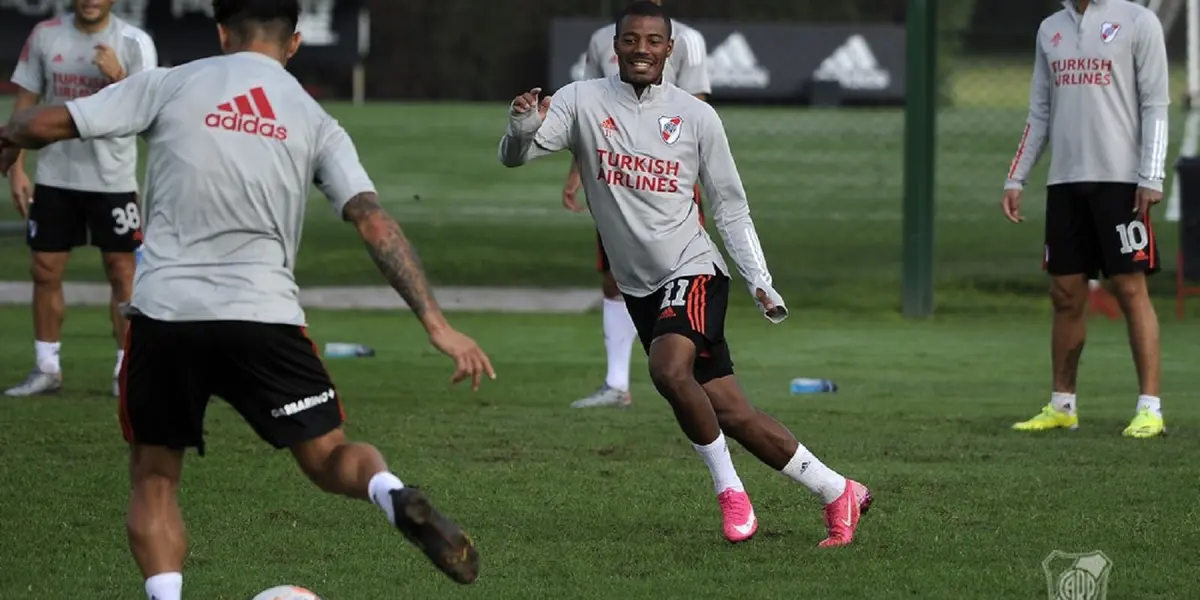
left=789, top=378, right=837, bottom=395
left=324, top=343, right=376, bottom=358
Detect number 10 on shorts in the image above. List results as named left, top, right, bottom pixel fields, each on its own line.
left=1115, top=220, right=1148, bottom=255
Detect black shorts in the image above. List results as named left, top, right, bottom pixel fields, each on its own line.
left=118, top=316, right=344, bottom=455
left=1044, top=182, right=1160, bottom=279
left=597, top=184, right=705, bottom=273
left=623, top=269, right=734, bottom=384
left=27, top=184, right=142, bottom=253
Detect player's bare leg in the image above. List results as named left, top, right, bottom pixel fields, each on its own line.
left=6, top=252, right=69, bottom=396
left=1051, top=275, right=1090, bottom=395
left=1109, top=272, right=1164, bottom=437
left=703, top=375, right=872, bottom=547
left=290, top=428, right=479, bottom=584
left=646, top=334, right=754, bottom=542
left=574, top=271, right=635, bottom=408
left=126, top=444, right=187, bottom=600
left=1014, top=274, right=1088, bottom=431
left=103, top=251, right=135, bottom=396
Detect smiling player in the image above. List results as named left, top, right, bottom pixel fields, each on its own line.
left=500, top=1, right=871, bottom=546
left=567, top=0, right=711, bottom=410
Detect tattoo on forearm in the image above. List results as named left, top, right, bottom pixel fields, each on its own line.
left=343, top=192, right=435, bottom=317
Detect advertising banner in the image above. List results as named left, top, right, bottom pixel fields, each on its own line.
left=549, top=18, right=906, bottom=104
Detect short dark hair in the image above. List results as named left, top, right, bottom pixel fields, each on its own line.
left=212, top=0, right=299, bottom=45
left=616, top=1, right=672, bottom=38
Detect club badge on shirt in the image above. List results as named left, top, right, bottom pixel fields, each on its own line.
left=1101, top=22, right=1121, bottom=44
left=658, top=116, right=683, bottom=145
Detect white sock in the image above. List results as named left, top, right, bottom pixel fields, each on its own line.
left=692, top=433, right=744, bottom=494
left=34, top=340, right=61, bottom=374
left=145, top=572, right=182, bottom=600
left=1137, top=394, right=1162, bottom=416
left=115, top=349, right=126, bottom=377
left=781, top=443, right=847, bottom=505
left=1051, top=392, right=1076, bottom=414
left=602, top=297, right=636, bottom=391
left=368, top=471, right=405, bottom=525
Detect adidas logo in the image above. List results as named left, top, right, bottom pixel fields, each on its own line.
left=706, top=33, right=770, bottom=88
left=600, top=117, right=617, bottom=137
left=813, top=35, right=890, bottom=91
left=205, top=87, right=288, bottom=141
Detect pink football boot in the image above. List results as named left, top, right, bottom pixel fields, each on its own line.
left=818, top=479, right=873, bottom=547
left=717, top=488, right=758, bottom=543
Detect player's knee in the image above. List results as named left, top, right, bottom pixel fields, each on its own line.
left=29, top=255, right=66, bottom=286
left=1109, top=274, right=1147, bottom=303
left=647, top=359, right=693, bottom=397
left=102, top=253, right=135, bottom=288
left=1049, top=279, right=1088, bottom=315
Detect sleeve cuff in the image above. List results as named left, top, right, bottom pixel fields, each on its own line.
left=1004, top=179, right=1024, bottom=191
left=1137, top=178, right=1164, bottom=192
left=64, top=100, right=92, bottom=139
left=10, top=75, right=41, bottom=95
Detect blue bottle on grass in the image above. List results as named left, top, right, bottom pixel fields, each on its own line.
left=324, top=343, right=376, bottom=358
left=789, top=378, right=837, bottom=394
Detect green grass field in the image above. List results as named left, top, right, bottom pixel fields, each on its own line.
left=2, top=61, right=1200, bottom=598
left=0, top=307, right=1198, bottom=599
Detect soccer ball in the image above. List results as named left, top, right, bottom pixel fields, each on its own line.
left=252, top=586, right=320, bottom=600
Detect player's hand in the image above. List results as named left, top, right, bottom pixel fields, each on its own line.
left=754, top=287, right=788, bottom=323
left=511, top=88, right=551, bottom=119
left=0, top=130, right=19, bottom=180
left=8, top=167, right=32, bottom=219
left=562, top=172, right=584, bottom=212
left=1134, top=186, right=1162, bottom=220
left=93, top=44, right=125, bottom=81
left=429, top=327, right=496, bottom=391
left=1001, top=188, right=1024, bottom=223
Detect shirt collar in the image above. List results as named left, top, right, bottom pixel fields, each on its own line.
left=1063, top=0, right=1104, bottom=13
left=233, top=51, right=286, bottom=68
left=609, top=74, right=667, bottom=104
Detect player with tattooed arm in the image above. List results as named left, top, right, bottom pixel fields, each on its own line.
left=1, top=0, right=490, bottom=596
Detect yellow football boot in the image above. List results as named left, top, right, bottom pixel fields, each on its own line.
left=1012, top=404, right=1079, bottom=431
left=1122, top=408, right=1165, bottom=438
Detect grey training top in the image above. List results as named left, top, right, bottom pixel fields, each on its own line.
left=1006, top=0, right=1169, bottom=191
left=498, top=75, right=775, bottom=301
left=11, top=13, right=157, bottom=193
left=66, top=52, right=375, bottom=325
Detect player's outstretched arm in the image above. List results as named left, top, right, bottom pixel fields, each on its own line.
left=0, top=106, right=78, bottom=151
left=695, top=107, right=786, bottom=323
left=343, top=192, right=496, bottom=389
left=498, top=84, right=578, bottom=168
left=1004, top=28, right=1053, bottom=192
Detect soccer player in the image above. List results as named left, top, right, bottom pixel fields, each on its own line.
left=499, top=1, right=872, bottom=546
left=0, top=0, right=492, bottom=596
left=567, top=0, right=711, bottom=409
left=1004, top=0, right=1169, bottom=438
left=6, top=0, right=157, bottom=398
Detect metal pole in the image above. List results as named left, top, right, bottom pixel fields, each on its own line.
left=902, top=0, right=937, bottom=317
